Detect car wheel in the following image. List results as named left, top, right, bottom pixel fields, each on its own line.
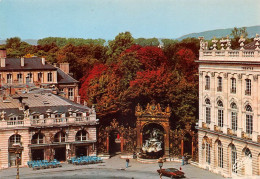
left=171, top=176, right=174, bottom=179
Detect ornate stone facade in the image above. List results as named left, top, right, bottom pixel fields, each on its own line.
left=197, top=36, right=260, bottom=177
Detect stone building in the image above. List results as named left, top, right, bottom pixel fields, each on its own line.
left=0, top=49, right=79, bottom=101
left=0, top=92, right=98, bottom=168
left=197, top=35, right=260, bottom=177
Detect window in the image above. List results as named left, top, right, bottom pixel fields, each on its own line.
left=9, top=134, right=21, bottom=147
left=206, top=142, right=211, bottom=164
left=26, top=73, right=32, bottom=83
left=205, top=99, right=211, bottom=124
left=32, top=133, right=44, bottom=144
left=54, top=131, right=66, bottom=142
left=245, top=105, right=253, bottom=134
left=75, top=130, right=88, bottom=141
left=205, top=76, right=210, bottom=90
left=17, top=73, right=22, bottom=83
left=231, top=78, right=236, bottom=93
left=47, top=72, right=52, bottom=82
left=217, top=77, right=222, bottom=92
left=7, top=116, right=23, bottom=125
left=218, top=141, right=223, bottom=168
left=231, top=103, right=237, bottom=131
left=245, top=79, right=251, bottom=95
left=38, top=72, right=42, bottom=82
left=231, top=144, right=237, bottom=173
left=68, top=88, right=74, bottom=100
left=217, top=100, right=224, bottom=127
left=7, top=74, right=12, bottom=84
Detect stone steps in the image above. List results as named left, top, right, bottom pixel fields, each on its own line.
left=136, top=157, right=158, bottom=164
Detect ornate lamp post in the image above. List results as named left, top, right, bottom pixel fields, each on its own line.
left=158, top=157, right=163, bottom=179
left=13, top=143, right=22, bottom=179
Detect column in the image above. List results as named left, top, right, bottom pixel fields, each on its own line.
left=106, top=134, right=109, bottom=154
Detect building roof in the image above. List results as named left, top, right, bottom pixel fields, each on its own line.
left=0, top=92, right=90, bottom=119
left=57, top=68, right=78, bottom=84
left=235, top=41, right=256, bottom=50
left=0, top=57, right=56, bottom=71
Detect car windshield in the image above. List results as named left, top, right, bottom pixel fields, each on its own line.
left=166, top=168, right=178, bottom=172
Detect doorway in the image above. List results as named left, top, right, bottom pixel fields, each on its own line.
left=54, top=147, right=66, bottom=161
left=31, top=149, right=44, bottom=161
left=9, top=152, right=22, bottom=167
left=75, top=146, right=88, bottom=157
left=109, top=130, right=121, bottom=155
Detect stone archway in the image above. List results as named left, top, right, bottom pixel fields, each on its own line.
left=97, top=119, right=136, bottom=156
left=135, top=102, right=171, bottom=158
left=141, top=123, right=165, bottom=159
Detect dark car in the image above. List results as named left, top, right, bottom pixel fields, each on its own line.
left=157, top=168, right=185, bottom=178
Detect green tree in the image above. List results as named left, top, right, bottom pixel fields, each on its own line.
left=106, top=32, right=134, bottom=62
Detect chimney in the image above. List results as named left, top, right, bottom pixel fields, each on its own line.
left=42, top=57, right=45, bottom=65
left=59, top=63, right=69, bottom=74
left=1, top=58, right=5, bottom=67
left=0, top=49, right=7, bottom=58
left=21, top=57, right=24, bottom=67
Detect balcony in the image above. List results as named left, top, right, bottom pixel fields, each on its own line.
left=7, top=120, right=24, bottom=125
left=241, top=131, right=252, bottom=140
left=245, top=90, right=251, bottom=96
left=227, top=128, right=237, bottom=136
left=230, top=88, right=236, bottom=94
left=217, top=86, right=222, bottom=92
left=30, top=116, right=91, bottom=127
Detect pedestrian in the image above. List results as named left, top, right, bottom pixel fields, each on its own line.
left=182, top=156, right=184, bottom=166
left=180, top=166, right=182, bottom=171
left=126, top=158, right=130, bottom=168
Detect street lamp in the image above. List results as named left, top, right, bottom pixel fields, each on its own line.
left=13, top=143, right=21, bottom=179
left=158, top=157, right=163, bottom=179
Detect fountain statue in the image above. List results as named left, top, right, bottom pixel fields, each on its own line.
left=142, top=128, right=163, bottom=153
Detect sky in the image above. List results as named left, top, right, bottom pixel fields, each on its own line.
left=0, top=0, right=259, bottom=40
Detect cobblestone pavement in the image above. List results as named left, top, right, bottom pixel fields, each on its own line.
left=0, top=156, right=225, bottom=179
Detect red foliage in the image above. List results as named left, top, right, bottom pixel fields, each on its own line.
left=79, top=63, right=108, bottom=101
left=175, top=48, right=198, bottom=80
left=136, top=46, right=167, bottom=70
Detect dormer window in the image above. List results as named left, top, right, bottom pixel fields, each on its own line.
left=47, top=72, right=52, bottom=82
left=7, top=74, right=12, bottom=84
left=26, top=72, right=32, bottom=83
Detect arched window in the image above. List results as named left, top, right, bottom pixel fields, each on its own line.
left=32, top=133, right=44, bottom=144
left=75, top=130, right=88, bottom=141
left=217, top=100, right=224, bottom=127
left=244, top=148, right=252, bottom=158
left=231, top=102, right=238, bottom=131
left=54, top=131, right=66, bottom=142
left=205, top=99, right=211, bottom=124
left=218, top=141, right=223, bottom=168
left=205, top=76, right=210, bottom=90
left=245, top=105, right=253, bottom=134
left=206, top=140, right=211, bottom=164
left=231, top=144, right=237, bottom=173
left=9, top=134, right=21, bottom=147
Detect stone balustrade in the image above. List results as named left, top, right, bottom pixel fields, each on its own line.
left=0, top=116, right=95, bottom=128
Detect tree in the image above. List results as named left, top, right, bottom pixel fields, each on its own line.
left=106, top=32, right=134, bottom=62
left=230, top=27, right=249, bottom=49
left=134, top=38, right=160, bottom=46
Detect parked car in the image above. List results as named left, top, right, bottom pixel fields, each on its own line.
left=157, top=168, right=185, bottom=178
